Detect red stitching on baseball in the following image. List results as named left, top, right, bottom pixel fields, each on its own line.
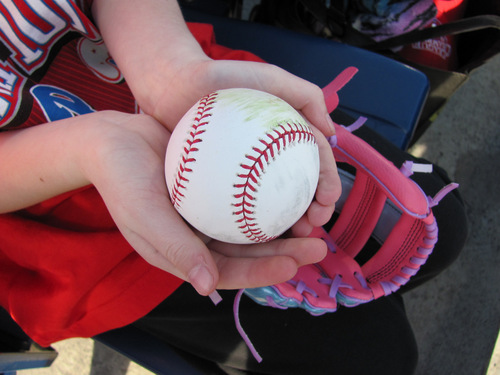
left=233, top=122, right=316, bottom=243
left=170, top=92, right=217, bottom=208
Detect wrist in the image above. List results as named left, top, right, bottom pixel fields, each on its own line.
left=0, top=112, right=108, bottom=213
left=76, top=110, right=140, bottom=187
left=77, top=110, right=170, bottom=199
left=92, top=0, right=210, bottom=122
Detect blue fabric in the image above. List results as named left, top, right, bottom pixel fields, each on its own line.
left=183, top=9, right=429, bottom=149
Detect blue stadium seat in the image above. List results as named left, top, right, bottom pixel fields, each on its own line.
left=0, top=308, right=57, bottom=374
left=182, top=8, right=429, bottom=149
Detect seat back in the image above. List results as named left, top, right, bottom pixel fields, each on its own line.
left=183, top=8, right=429, bottom=149
left=0, top=308, right=57, bottom=373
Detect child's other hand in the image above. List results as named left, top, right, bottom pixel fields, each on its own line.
left=83, top=111, right=328, bottom=295
left=144, top=59, right=341, bottom=238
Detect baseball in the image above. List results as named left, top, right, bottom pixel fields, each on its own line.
left=165, top=88, right=320, bottom=244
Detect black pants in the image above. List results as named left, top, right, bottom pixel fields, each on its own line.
left=134, top=126, right=468, bottom=375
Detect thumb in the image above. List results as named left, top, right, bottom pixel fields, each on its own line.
left=120, top=208, right=220, bottom=296
left=155, top=230, right=219, bottom=296
left=142, top=200, right=220, bottom=296
left=186, top=254, right=218, bottom=296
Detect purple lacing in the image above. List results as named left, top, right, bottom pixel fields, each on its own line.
left=353, top=271, right=369, bottom=289
left=233, top=289, right=263, bottom=363
left=209, top=290, right=222, bottom=305
left=380, top=280, right=400, bottom=295
left=401, top=266, right=419, bottom=276
left=326, top=116, right=367, bottom=149
left=423, top=236, right=437, bottom=246
left=318, top=274, right=350, bottom=298
left=265, top=296, right=288, bottom=310
left=325, top=239, right=337, bottom=253
left=328, top=135, right=338, bottom=148
left=344, top=116, right=368, bottom=133
left=384, top=213, right=440, bottom=294
left=428, top=183, right=459, bottom=208
left=392, top=275, right=410, bottom=285
left=410, top=256, right=427, bottom=266
left=417, top=246, right=434, bottom=256
left=287, top=279, right=319, bottom=298
left=211, top=289, right=263, bottom=362
left=426, top=220, right=438, bottom=237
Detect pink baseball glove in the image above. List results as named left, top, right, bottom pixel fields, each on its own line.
left=243, top=121, right=458, bottom=315
left=227, top=68, right=458, bottom=362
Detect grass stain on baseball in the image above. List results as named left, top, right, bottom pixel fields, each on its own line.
left=220, top=89, right=306, bottom=130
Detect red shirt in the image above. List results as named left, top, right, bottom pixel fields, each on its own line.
left=0, top=1, right=261, bottom=346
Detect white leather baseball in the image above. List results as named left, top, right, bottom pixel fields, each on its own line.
left=165, top=88, right=320, bottom=244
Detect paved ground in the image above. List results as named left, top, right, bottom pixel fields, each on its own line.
left=17, top=24, right=500, bottom=375
left=404, top=52, right=500, bottom=375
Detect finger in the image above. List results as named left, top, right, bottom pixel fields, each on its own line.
left=290, top=127, right=340, bottom=236
left=213, top=254, right=298, bottom=290
left=307, top=128, right=341, bottom=227
left=208, top=61, right=335, bottom=137
left=207, top=237, right=327, bottom=267
left=289, top=214, right=314, bottom=238
left=212, top=236, right=328, bottom=289
left=90, top=116, right=221, bottom=296
left=115, top=191, right=220, bottom=296
left=260, top=64, right=336, bottom=137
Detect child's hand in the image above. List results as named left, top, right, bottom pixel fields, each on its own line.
left=91, top=0, right=341, bottom=293
left=93, top=0, right=341, bottom=240
left=144, top=59, right=342, bottom=238
left=81, top=111, right=328, bottom=295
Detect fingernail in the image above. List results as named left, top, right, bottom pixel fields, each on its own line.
left=188, top=264, right=214, bottom=296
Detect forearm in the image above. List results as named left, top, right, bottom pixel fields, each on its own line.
left=91, top=0, right=208, bottom=120
left=0, top=111, right=143, bottom=213
left=0, top=118, right=95, bottom=213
